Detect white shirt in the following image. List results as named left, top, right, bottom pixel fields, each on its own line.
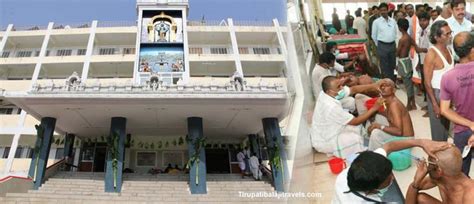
left=418, top=26, right=430, bottom=65
left=353, top=17, right=367, bottom=39
left=237, top=152, right=245, bottom=162
left=311, top=91, right=354, bottom=153
left=446, top=16, right=473, bottom=38
left=332, top=148, right=387, bottom=204
left=311, top=64, right=334, bottom=99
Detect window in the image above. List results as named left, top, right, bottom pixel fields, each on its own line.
left=14, top=147, right=23, bottom=158
left=189, top=47, right=203, bottom=54
left=253, top=48, right=270, bottom=55
left=45, top=50, right=50, bottom=56
left=2, top=147, right=10, bottom=158
left=136, top=152, right=156, bottom=166
left=17, top=108, right=22, bottom=114
left=1, top=51, right=10, bottom=58
left=55, top=148, right=64, bottom=159
left=238, top=47, right=249, bottom=54
left=122, top=48, right=136, bottom=54
left=77, top=49, right=87, bottom=56
left=99, top=48, right=116, bottom=55
left=277, top=48, right=282, bottom=54
left=0, top=108, right=13, bottom=115
left=16, top=51, right=32, bottom=58
left=35, top=51, right=40, bottom=57
left=210, top=47, right=228, bottom=54
left=56, top=49, right=72, bottom=56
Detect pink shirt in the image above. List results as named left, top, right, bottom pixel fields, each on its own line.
left=440, top=61, right=474, bottom=133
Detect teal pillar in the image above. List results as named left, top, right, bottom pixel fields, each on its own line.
left=105, top=117, right=126, bottom=192
left=262, top=118, right=288, bottom=192
left=248, top=134, right=261, bottom=159
left=63, top=133, right=75, bottom=158
left=187, top=117, right=207, bottom=194
left=28, top=117, right=56, bottom=190
left=63, top=133, right=75, bottom=170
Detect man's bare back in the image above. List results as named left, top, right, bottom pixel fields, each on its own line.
left=398, top=33, right=413, bottom=58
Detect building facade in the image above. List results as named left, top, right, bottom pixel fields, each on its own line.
left=0, top=0, right=295, bottom=193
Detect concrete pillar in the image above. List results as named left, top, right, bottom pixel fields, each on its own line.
left=30, top=22, right=54, bottom=88
left=227, top=18, right=244, bottom=77
left=3, top=111, right=27, bottom=174
left=187, top=117, right=207, bottom=194
left=105, top=117, right=126, bottom=192
left=0, top=24, right=13, bottom=53
left=28, top=117, right=56, bottom=190
left=262, top=118, right=288, bottom=192
left=248, top=134, right=261, bottom=159
left=80, top=20, right=98, bottom=83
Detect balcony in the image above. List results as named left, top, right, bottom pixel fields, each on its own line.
left=29, top=76, right=286, bottom=94
left=0, top=80, right=31, bottom=92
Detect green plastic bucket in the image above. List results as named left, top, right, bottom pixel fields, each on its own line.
left=386, top=137, right=412, bottom=171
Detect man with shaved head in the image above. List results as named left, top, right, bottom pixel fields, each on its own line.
left=406, top=146, right=474, bottom=203
left=440, top=31, right=474, bottom=177
left=367, top=79, right=415, bottom=150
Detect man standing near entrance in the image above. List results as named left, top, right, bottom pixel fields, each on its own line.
left=236, top=149, right=246, bottom=178
left=372, top=3, right=397, bottom=81
left=440, top=31, right=474, bottom=177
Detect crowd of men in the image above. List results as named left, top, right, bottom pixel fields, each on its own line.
left=311, top=0, right=474, bottom=203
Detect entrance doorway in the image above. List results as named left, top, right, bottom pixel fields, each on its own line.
left=205, top=149, right=230, bottom=173
left=93, top=146, right=107, bottom=172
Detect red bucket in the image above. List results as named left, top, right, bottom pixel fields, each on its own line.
left=365, top=97, right=385, bottom=112
left=328, top=157, right=346, bottom=174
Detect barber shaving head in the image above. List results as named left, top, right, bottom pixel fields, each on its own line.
left=319, top=52, right=336, bottom=70
left=322, top=75, right=347, bottom=100
left=347, top=151, right=394, bottom=197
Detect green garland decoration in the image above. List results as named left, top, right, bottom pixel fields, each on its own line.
left=107, top=131, right=120, bottom=191
left=185, top=135, right=206, bottom=185
left=267, top=138, right=284, bottom=177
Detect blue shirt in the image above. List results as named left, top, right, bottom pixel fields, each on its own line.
left=446, top=16, right=472, bottom=38
left=371, top=16, right=397, bottom=46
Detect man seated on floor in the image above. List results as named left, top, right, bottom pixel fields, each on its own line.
left=311, top=76, right=385, bottom=158
left=333, top=139, right=450, bottom=203
left=406, top=143, right=474, bottom=204
left=366, top=79, right=415, bottom=150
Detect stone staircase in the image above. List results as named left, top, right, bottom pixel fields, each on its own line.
left=0, top=172, right=286, bottom=203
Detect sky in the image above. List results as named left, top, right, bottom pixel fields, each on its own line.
left=0, top=0, right=286, bottom=28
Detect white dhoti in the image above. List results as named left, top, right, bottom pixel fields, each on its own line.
left=238, top=162, right=245, bottom=171
left=249, top=156, right=262, bottom=180
left=313, top=125, right=366, bottom=158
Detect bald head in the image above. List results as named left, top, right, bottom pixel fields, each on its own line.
left=453, top=31, right=474, bottom=59
left=433, top=146, right=463, bottom=177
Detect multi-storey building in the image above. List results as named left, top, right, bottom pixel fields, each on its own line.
left=0, top=0, right=299, bottom=194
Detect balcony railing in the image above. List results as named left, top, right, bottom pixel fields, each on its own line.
left=11, top=25, right=48, bottom=31
left=97, top=21, right=137, bottom=28
left=187, top=20, right=228, bottom=26
left=31, top=77, right=287, bottom=94
left=233, top=20, right=274, bottom=27
left=53, top=22, right=91, bottom=29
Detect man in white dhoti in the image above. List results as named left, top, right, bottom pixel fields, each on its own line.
left=311, top=76, right=385, bottom=158
left=236, top=149, right=246, bottom=178
left=249, top=153, right=262, bottom=180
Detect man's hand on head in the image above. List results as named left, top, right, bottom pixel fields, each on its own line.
left=420, top=139, right=452, bottom=161
left=413, top=160, right=428, bottom=186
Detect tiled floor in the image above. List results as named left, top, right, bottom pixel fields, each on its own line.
left=312, top=88, right=474, bottom=203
